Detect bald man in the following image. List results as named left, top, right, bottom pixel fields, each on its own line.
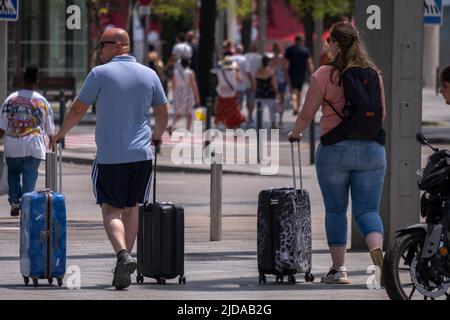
left=51, top=28, right=169, bottom=290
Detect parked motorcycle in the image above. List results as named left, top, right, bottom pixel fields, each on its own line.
left=384, top=132, right=450, bottom=300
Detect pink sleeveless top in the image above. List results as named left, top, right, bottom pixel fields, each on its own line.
left=302, top=65, right=385, bottom=137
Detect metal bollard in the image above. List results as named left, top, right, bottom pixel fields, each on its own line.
left=59, top=90, right=66, bottom=149
left=256, top=100, right=262, bottom=164
left=210, top=152, right=222, bottom=241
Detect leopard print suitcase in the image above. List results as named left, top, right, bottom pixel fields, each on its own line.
left=256, top=141, right=314, bottom=284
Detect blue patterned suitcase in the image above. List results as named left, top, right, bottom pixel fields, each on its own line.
left=20, top=190, right=67, bottom=287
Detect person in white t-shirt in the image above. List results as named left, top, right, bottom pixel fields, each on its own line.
left=164, top=33, right=193, bottom=79
left=0, top=65, right=55, bottom=217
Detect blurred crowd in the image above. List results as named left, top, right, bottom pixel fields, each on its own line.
left=147, top=31, right=333, bottom=133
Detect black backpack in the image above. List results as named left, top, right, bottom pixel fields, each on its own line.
left=321, top=67, right=385, bottom=145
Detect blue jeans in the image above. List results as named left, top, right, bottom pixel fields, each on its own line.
left=6, top=157, right=41, bottom=206
left=315, top=140, right=386, bottom=246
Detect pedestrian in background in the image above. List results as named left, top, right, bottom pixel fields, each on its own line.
left=165, top=33, right=193, bottom=80
left=186, top=31, right=199, bottom=75
left=244, top=43, right=262, bottom=127
left=50, top=28, right=168, bottom=290
left=288, top=22, right=387, bottom=285
left=255, top=56, right=279, bottom=129
left=232, top=44, right=252, bottom=111
left=222, top=39, right=234, bottom=58
left=169, top=57, right=200, bottom=133
left=440, top=66, right=450, bottom=105
left=148, top=44, right=167, bottom=94
left=284, top=35, right=314, bottom=115
left=0, top=65, right=55, bottom=217
left=215, top=56, right=246, bottom=129
left=269, top=42, right=289, bottom=128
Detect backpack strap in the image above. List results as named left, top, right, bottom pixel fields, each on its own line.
left=221, top=68, right=235, bottom=91
left=323, top=99, right=345, bottom=121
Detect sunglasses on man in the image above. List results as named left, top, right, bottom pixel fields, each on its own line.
left=97, top=41, right=116, bottom=50
left=97, top=41, right=129, bottom=50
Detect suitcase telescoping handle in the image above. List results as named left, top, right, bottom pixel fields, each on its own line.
left=152, top=144, right=157, bottom=205
left=290, top=141, right=303, bottom=190
left=151, top=140, right=161, bottom=205
left=45, top=142, right=63, bottom=193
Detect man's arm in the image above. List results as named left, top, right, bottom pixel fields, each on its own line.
left=50, top=99, right=89, bottom=148
left=0, top=129, right=4, bottom=140
left=152, top=103, right=169, bottom=143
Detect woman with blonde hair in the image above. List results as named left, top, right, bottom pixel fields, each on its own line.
left=288, top=22, right=387, bottom=285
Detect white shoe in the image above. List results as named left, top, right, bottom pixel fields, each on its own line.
left=320, top=266, right=351, bottom=284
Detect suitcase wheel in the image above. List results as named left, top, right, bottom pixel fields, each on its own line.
left=275, top=275, right=284, bottom=283
left=136, top=274, right=144, bottom=284
left=178, top=276, right=186, bottom=285
left=287, top=275, right=296, bottom=285
left=305, top=273, right=315, bottom=283
left=48, top=278, right=53, bottom=286
left=32, top=278, right=39, bottom=287
left=57, top=278, right=64, bottom=287
left=258, top=274, right=267, bottom=285
left=23, top=276, right=29, bottom=286
left=157, top=277, right=166, bottom=285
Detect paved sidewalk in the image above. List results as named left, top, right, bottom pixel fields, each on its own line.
left=0, top=88, right=446, bottom=300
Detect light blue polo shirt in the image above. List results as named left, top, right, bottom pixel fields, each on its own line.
left=78, top=55, right=167, bottom=164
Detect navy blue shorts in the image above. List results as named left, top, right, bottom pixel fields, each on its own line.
left=92, top=160, right=153, bottom=209
left=289, top=76, right=305, bottom=91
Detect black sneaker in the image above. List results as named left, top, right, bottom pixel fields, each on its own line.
left=10, top=204, right=20, bottom=217
left=112, top=254, right=137, bottom=290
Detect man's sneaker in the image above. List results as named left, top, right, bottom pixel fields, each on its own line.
left=112, top=254, right=137, bottom=290
left=320, top=266, right=351, bottom=284
left=10, top=204, right=20, bottom=217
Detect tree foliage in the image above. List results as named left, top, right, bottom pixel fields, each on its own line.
left=217, top=0, right=253, bottom=18
left=284, top=0, right=354, bottom=19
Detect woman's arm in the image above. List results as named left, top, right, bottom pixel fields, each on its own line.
left=271, top=71, right=279, bottom=96
left=380, top=75, right=386, bottom=122
left=288, top=77, right=323, bottom=140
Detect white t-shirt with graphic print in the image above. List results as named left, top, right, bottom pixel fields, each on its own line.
left=0, top=90, right=55, bottom=160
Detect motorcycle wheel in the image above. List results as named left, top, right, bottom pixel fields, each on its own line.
left=383, top=230, right=426, bottom=300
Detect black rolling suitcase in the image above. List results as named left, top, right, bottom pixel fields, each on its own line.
left=136, top=149, right=186, bottom=285
left=257, top=141, right=314, bottom=285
